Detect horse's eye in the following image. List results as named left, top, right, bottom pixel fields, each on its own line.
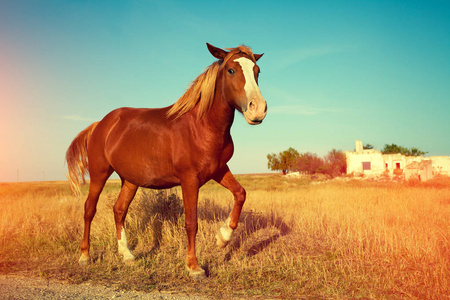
left=228, top=68, right=235, bottom=75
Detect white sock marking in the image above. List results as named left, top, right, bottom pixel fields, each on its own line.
left=118, top=228, right=135, bottom=261
left=219, top=217, right=233, bottom=242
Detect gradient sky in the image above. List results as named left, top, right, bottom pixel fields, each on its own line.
left=1, top=0, right=449, bottom=182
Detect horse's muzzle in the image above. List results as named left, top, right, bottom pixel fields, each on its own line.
left=244, top=99, right=267, bottom=125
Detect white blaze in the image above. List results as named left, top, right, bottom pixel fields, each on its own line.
left=233, top=57, right=262, bottom=102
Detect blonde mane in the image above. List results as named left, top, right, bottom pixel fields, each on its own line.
left=166, top=45, right=256, bottom=120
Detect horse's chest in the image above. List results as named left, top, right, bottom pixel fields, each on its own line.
left=220, top=141, right=234, bottom=164
left=200, top=140, right=234, bottom=171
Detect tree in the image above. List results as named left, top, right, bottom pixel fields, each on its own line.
left=323, top=149, right=347, bottom=177
left=381, top=143, right=408, bottom=155
left=381, top=144, right=426, bottom=156
left=363, top=143, right=374, bottom=150
left=296, top=152, right=324, bottom=174
left=406, top=147, right=427, bottom=156
left=267, top=147, right=300, bottom=175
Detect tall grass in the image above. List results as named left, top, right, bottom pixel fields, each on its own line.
left=0, top=176, right=449, bottom=299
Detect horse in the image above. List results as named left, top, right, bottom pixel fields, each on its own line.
left=66, top=43, right=267, bottom=279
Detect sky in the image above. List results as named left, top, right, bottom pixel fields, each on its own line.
left=1, top=0, right=449, bottom=182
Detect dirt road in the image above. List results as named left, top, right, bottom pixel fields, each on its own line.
left=0, top=275, right=209, bottom=300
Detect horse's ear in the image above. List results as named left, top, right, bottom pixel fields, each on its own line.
left=207, top=43, right=228, bottom=60
left=254, top=53, right=264, bottom=61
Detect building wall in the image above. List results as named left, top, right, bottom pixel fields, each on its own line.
left=430, top=156, right=450, bottom=176
left=404, top=160, right=433, bottom=181
left=345, top=151, right=385, bottom=175
left=345, top=140, right=450, bottom=178
left=382, top=154, right=408, bottom=174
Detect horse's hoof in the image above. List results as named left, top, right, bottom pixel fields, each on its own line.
left=78, top=253, right=91, bottom=266
left=123, top=253, right=136, bottom=262
left=216, top=232, right=229, bottom=248
left=188, top=267, right=207, bottom=280
left=123, top=254, right=136, bottom=265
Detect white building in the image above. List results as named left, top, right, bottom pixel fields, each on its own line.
left=345, top=140, right=450, bottom=180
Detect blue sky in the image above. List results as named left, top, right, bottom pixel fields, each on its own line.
left=1, top=0, right=449, bottom=182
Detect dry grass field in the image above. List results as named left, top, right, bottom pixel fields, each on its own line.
left=1, top=174, right=449, bottom=299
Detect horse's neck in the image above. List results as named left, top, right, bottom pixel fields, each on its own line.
left=175, top=95, right=234, bottom=147
left=202, top=94, right=235, bottom=136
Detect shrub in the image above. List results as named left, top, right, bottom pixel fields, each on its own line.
left=296, top=152, right=324, bottom=175
left=295, top=149, right=347, bottom=178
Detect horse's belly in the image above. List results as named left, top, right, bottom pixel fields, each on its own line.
left=140, top=175, right=181, bottom=189
left=108, top=149, right=180, bottom=188
left=114, top=164, right=180, bottom=189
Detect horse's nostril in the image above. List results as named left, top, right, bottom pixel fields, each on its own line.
left=264, top=103, right=267, bottom=113
left=249, top=101, right=256, bottom=111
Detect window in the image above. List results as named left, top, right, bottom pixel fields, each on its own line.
left=396, top=162, right=401, bottom=169
left=362, top=162, right=371, bottom=171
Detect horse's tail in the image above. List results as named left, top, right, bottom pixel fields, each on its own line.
left=65, top=122, right=99, bottom=196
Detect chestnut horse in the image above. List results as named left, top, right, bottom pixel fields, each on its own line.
left=66, top=43, right=267, bottom=279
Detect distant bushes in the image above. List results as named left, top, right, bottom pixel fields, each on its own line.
left=268, top=148, right=347, bottom=178
left=381, top=144, right=427, bottom=156
left=296, top=152, right=324, bottom=175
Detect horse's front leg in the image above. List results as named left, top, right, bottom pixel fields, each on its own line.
left=180, top=179, right=206, bottom=279
left=214, top=167, right=246, bottom=248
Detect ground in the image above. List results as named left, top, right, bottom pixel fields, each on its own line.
left=0, top=275, right=209, bottom=300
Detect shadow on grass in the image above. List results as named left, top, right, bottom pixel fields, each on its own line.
left=132, top=190, right=184, bottom=259
left=132, top=190, right=291, bottom=268
left=199, top=202, right=292, bottom=276
left=198, top=198, right=291, bottom=260
left=224, top=210, right=292, bottom=260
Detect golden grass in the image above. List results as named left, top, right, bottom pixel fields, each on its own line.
left=1, top=175, right=450, bottom=299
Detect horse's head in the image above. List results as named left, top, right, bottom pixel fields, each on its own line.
left=207, top=43, right=267, bottom=125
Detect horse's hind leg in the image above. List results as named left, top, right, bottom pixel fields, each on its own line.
left=79, top=169, right=112, bottom=265
left=113, top=180, right=138, bottom=262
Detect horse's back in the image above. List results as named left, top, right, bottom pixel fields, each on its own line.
left=88, top=107, right=181, bottom=187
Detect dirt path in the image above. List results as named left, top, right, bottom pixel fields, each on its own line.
left=0, top=275, right=209, bottom=300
